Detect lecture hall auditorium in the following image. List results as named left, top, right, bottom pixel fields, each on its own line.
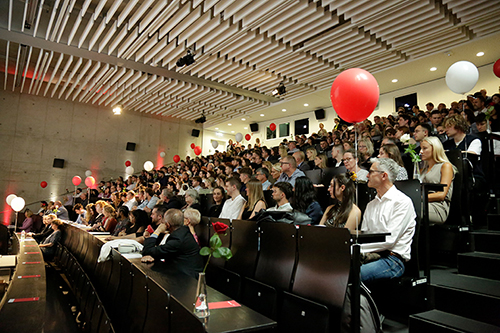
left=1, top=1, right=500, bottom=332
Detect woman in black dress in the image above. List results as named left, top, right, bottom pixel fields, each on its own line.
left=238, top=179, right=266, bottom=220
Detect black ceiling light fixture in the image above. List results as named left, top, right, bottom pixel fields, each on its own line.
left=272, top=82, right=286, bottom=96
left=176, top=50, right=195, bottom=67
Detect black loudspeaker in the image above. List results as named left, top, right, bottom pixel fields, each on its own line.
left=53, top=158, right=65, bottom=168
left=250, top=123, right=259, bottom=132
left=191, top=129, right=200, bottom=137
left=315, top=109, right=325, bottom=120
left=126, top=142, right=136, bottom=151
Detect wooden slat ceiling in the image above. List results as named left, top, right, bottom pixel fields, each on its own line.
left=1, top=0, right=499, bottom=127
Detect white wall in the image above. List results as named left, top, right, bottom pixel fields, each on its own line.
left=201, top=130, right=235, bottom=155
left=251, top=63, right=499, bottom=147
left=0, top=90, right=201, bottom=223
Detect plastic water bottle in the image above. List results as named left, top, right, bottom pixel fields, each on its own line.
left=21, top=230, right=26, bottom=241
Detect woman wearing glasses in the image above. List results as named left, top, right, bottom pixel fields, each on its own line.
left=342, top=149, right=369, bottom=182
left=319, top=174, right=361, bottom=230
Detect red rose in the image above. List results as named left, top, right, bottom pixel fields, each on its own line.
left=212, top=222, right=228, bottom=235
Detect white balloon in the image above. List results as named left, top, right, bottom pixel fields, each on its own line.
left=160, top=151, right=166, bottom=157
left=85, top=170, right=92, bottom=177
left=6, top=194, right=17, bottom=206
left=144, top=161, right=154, bottom=171
left=211, top=140, right=219, bottom=149
left=235, top=133, right=243, bottom=142
left=11, top=197, right=25, bottom=212
left=125, top=166, right=135, bottom=175
left=445, top=61, right=479, bottom=94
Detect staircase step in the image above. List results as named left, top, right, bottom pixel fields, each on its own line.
left=409, top=310, right=500, bottom=333
left=471, top=231, right=500, bottom=254
left=487, top=214, right=500, bottom=231
left=458, top=252, right=500, bottom=281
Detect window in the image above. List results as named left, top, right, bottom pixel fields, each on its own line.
left=279, top=123, right=290, bottom=137
left=267, top=126, right=276, bottom=140
left=294, top=118, right=309, bottom=135
left=395, top=93, right=417, bottom=113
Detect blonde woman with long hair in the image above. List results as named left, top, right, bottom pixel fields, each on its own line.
left=279, top=145, right=288, bottom=159
left=314, top=154, right=328, bottom=169
left=271, top=163, right=282, bottom=182
left=238, top=179, right=267, bottom=220
left=420, top=136, right=456, bottom=224
left=306, top=147, right=317, bottom=162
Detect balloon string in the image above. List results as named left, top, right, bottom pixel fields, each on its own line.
left=355, top=124, right=359, bottom=237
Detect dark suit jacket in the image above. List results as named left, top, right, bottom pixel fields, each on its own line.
left=142, top=225, right=203, bottom=278
left=298, top=162, right=311, bottom=172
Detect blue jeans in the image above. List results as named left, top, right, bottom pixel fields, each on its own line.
left=360, top=255, right=405, bottom=283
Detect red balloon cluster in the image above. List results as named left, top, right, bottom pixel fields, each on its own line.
left=40, top=181, right=48, bottom=188
left=190, top=143, right=196, bottom=149
left=330, top=68, right=379, bottom=123
left=173, top=155, right=180, bottom=163
left=72, top=176, right=82, bottom=186
left=245, top=134, right=251, bottom=141
left=194, top=146, right=202, bottom=156
left=269, top=123, right=276, bottom=131
left=494, top=59, right=500, bottom=78
left=125, top=160, right=131, bottom=167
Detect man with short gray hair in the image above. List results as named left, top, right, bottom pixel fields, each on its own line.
left=360, top=157, right=416, bottom=284
left=276, top=155, right=305, bottom=188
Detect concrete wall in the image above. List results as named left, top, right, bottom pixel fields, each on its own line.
left=0, top=89, right=202, bottom=223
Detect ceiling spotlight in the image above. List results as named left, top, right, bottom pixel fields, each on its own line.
left=176, top=50, right=195, bottom=67
left=112, top=105, right=122, bottom=115
left=244, top=127, right=248, bottom=129
left=241, top=118, right=246, bottom=121
left=282, top=109, right=287, bottom=112
left=392, top=79, right=398, bottom=83
left=271, top=82, right=286, bottom=96
left=430, top=67, right=437, bottom=71
left=231, top=131, right=235, bottom=133
left=215, top=128, right=219, bottom=130
left=260, top=114, right=265, bottom=117
left=304, top=103, right=309, bottom=107
left=476, top=51, right=484, bottom=57
left=228, top=123, right=232, bottom=126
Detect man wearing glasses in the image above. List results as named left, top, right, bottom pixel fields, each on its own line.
left=276, top=156, right=306, bottom=188
left=360, top=158, right=416, bottom=284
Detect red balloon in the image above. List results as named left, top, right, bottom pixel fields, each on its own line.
left=245, top=134, right=251, bottom=141
left=85, top=176, right=95, bottom=188
left=190, top=143, right=196, bottom=149
left=494, top=59, right=500, bottom=78
left=125, top=160, right=131, bottom=167
left=194, top=146, right=202, bottom=156
left=40, top=181, right=47, bottom=188
left=72, top=176, right=82, bottom=186
left=173, top=155, right=180, bottom=163
left=270, top=123, right=276, bottom=131
left=330, top=68, right=379, bottom=123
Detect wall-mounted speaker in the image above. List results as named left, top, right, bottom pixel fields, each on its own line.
left=53, top=158, right=65, bottom=168
left=250, top=123, right=259, bottom=132
left=314, top=109, right=325, bottom=120
left=126, top=142, right=136, bottom=151
left=191, top=129, right=200, bottom=137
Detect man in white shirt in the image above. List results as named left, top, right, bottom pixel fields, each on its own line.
left=123, top=191, right=138, bottom=210
left=360, top=158, right=416, bottom=284
left=219, top=177, right=247, bottom=219
left=266, top=182, right=293, bottom=212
